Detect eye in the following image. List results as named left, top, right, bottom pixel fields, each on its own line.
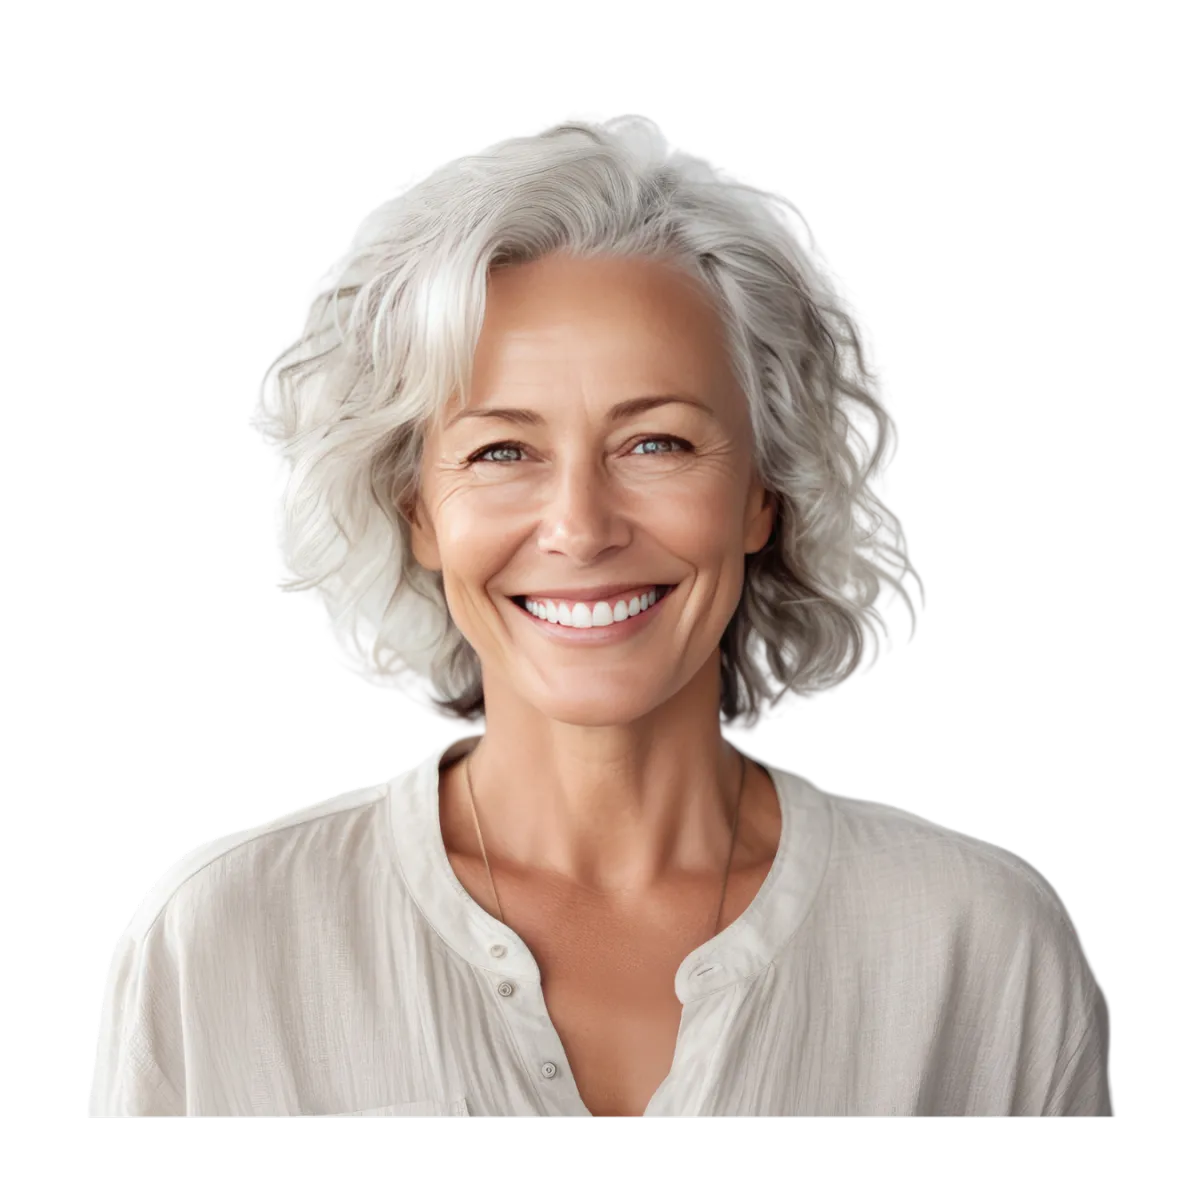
left=630, top=436, right=690, bottom=456
left=467, top=435, right=692, bottom=464
left=468, top=441, right=524, bottom=464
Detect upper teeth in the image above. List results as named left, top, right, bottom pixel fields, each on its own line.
left=524, top=587, right=662, bottom=628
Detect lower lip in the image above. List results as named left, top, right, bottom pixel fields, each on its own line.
left=510, top=586, right=676, bottom=644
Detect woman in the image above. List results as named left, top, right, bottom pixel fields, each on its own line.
left=89, top=115, right=1111, bottom=1117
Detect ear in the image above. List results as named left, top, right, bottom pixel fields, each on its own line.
left=744, top=484, right=777, bottom=555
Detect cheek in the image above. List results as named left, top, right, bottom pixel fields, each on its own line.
left=660, top=494, right=742, bottom=557
left=437, top=504, right=520, bottom=580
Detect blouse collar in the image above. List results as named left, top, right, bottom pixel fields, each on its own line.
left=387, top=734, right=832, bottom=1003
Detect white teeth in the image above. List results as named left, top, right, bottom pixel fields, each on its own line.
left=525, top=586, right=662, bottom=628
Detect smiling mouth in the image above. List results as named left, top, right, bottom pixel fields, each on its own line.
left=506, top=585, right=676, bottom=633
left=508, top=585, right=675, bottom=609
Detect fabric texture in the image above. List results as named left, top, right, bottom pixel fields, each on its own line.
left=89, top=734, right=1112, bottom=1116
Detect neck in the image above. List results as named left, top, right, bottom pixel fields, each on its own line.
left=449, top=680, right=750, bottom=899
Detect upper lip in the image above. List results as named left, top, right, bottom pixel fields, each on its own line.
left=509, top=581, right=675, bottom=603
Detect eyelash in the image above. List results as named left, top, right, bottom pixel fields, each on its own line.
left=466, top=435, right=693, bottom=465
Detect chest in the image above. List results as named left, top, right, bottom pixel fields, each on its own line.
left=529, top=916, right=694, bottom=1117
left=437, top=757, right=781, bottom=1116
left=449, top=854, right=773, bottom=1116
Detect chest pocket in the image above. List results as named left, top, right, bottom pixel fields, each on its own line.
left=327, top=1095, right=470, bottom=1116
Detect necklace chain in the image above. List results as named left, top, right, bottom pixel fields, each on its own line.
left=462, top=744, right=747, bottom=939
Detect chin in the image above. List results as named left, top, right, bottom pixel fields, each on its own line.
left=526, top=689, right=665, bottom=729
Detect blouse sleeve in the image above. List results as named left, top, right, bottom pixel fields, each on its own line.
left=88, top=914, right=186, bottom=1116
left=1036, top=964, right=1118, bottom=1113
left=1000, top=863, right=1113, bottom=1117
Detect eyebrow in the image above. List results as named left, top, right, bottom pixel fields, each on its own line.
left=445, top=393, right=715, bottom=429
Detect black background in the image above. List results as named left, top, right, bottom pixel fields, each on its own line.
left=79, top=108, right=1147, bottom=1108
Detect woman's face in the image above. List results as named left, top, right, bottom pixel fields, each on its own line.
left=408, top=251, right=775, bottom=726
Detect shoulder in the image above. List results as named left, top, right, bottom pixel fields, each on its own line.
left=90, top=777, right=401, bottom=1114
left=818, top=786, right=1111, bottom=1114
left=787, top=777, right=1111, bottom=1109
left=800, top=778, right=1104, bottom=1021
left=812, top=784, right=1077, bottom=937
left=116, top=779, right=392, bottom=947
left=773, top=768, right=1099, bottom=991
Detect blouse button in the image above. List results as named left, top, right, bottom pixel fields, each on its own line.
left=488, top=944, right=507, bottom=958
left=497, top=980, right=515, bottom=997
left=540, top=1062, right=558, bottom=1079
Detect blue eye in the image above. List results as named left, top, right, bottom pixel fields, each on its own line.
left=631, top=437, right=688, bottom=455
left=470, top=442, right=523, bottom=464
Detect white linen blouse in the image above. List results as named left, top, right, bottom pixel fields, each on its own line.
left=89, top=734, right=1112, bottom=1116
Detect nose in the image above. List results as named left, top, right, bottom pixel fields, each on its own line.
left=535, top=454, right=630, bottom=560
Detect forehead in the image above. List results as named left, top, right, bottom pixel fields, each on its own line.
left=465, top=252, right=735, bottom=400
left=484, top=251, right=718, bottom=326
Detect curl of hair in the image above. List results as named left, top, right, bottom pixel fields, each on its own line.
left=251, top=113, right=924, bottom=726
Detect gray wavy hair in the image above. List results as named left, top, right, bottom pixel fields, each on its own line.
left=250, top=114, right=923, bottom=726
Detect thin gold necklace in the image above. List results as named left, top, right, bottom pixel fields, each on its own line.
left=462, top=745, right=747, bottom=939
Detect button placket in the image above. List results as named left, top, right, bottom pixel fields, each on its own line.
left=478, top=940, right=579, bottom=1111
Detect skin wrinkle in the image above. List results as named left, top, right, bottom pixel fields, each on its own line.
left=404, top=251, right=777, bottom=905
